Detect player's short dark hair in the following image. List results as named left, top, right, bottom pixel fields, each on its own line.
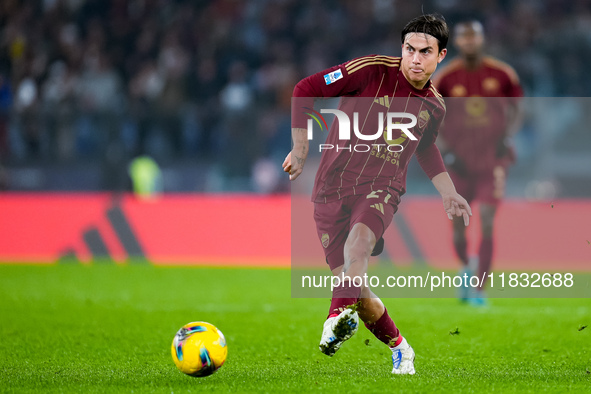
left=453, top=19, right=484, bottom=35
left=401, top=14, right=449, bottom=52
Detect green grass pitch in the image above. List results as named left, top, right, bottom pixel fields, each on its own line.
left=0, top=264, right=589, bottom=393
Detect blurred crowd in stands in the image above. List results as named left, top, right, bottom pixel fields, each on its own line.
left=0, top=0, right=590, bottom=192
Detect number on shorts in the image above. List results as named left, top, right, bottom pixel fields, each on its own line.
left=366, top=190, right=392, bottom=204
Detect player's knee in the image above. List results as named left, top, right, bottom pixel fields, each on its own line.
left=481, top=221, right=494, bottom=238
left=331, top=265, right=344, bottom=277
left=345, top=223, right=376, bottom=258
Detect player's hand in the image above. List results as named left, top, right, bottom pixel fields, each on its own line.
left=442, top=193, right=472, bottom=226
left=282, top=151, right=306, bottom=181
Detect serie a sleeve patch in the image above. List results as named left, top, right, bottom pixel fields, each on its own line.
left=324, top=69, right=344, bottom=85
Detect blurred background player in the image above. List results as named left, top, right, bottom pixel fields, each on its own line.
left=433, top=20, right=523, bottom=305
left=284, top=14, right=472, bottom=374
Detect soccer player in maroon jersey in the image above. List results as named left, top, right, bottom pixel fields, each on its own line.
left=282, top=14, right=472, bottom=375
left=433, top=20, right=523, bottom=305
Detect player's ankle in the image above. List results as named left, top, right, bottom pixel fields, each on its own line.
left=390, top=335, right=404, bottom=348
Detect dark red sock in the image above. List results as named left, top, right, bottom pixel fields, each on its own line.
left=364, top=308, right=401, bottom=347
left=327, top=283, right=362, bottom=318
left=478, top=238, right=493, bottom=289
left=453, top=239, right=469, bottom=266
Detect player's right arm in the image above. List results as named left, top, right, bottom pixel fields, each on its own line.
left=284, top=57, right=377, bottom=181
left=282, top=128, right=308, bottom=181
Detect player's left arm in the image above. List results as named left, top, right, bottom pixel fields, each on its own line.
left=431, top=172, right=472, bottom=226
left=505, top=95, right=524, bottom=138
left=416, top=142, right=472, bottom=226
left=497, top=66, right=525, bottom=158
left=504, top=67, right=525, bottom=137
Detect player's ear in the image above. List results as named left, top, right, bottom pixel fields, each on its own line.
left=437, top=48, right=447, bottom=63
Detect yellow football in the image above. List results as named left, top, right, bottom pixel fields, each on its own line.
left=171, top=321, right=227, bottom=377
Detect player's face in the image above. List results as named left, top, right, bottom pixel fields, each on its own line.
left=454, top=22, right=484, bottom=57
left=401, top=33, right=447, bottom=89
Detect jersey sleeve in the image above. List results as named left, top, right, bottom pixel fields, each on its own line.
left=501, top=65, right=523, bottom=98
left=415, top=107, right=447, bottom=179
left=291, top=59, right=373, bottom=129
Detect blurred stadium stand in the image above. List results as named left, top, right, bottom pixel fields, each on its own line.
left=0, top=0, right=590, bottom=196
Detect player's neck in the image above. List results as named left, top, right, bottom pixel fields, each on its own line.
left=401, top=68, right=429, bottom=90
left=408, top=79, right=429, bottom=90
left=463, top=54, right=483, bottom=70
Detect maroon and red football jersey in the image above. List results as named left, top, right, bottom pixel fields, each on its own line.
left=433, top=56, right=523, bottom=173
left=292, top=55, right=447, bottom=203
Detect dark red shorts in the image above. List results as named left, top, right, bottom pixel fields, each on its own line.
left=449, top=165, right=507, bottom=206
left=314, top=190, right=400, bottom=270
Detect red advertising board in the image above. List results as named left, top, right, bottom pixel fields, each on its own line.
left=0, top=194, right=589, bottom=270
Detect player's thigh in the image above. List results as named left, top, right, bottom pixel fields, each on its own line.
left=341, top=222, right=377, bottom=276
left=349, top=190, right=400, bottom=243
left=314, top=199, right=350, bottom=272
left=331, top=265, right=344, bottom=277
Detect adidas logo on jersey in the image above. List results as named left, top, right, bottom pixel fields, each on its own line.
left=370, top=203, right=385, bottom=214
left=374, top=95, right=390, bottom=108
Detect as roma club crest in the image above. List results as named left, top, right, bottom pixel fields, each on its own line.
left=321, top=233, right=330, bottom=248
left=418, top=110, right=430, bottom=129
